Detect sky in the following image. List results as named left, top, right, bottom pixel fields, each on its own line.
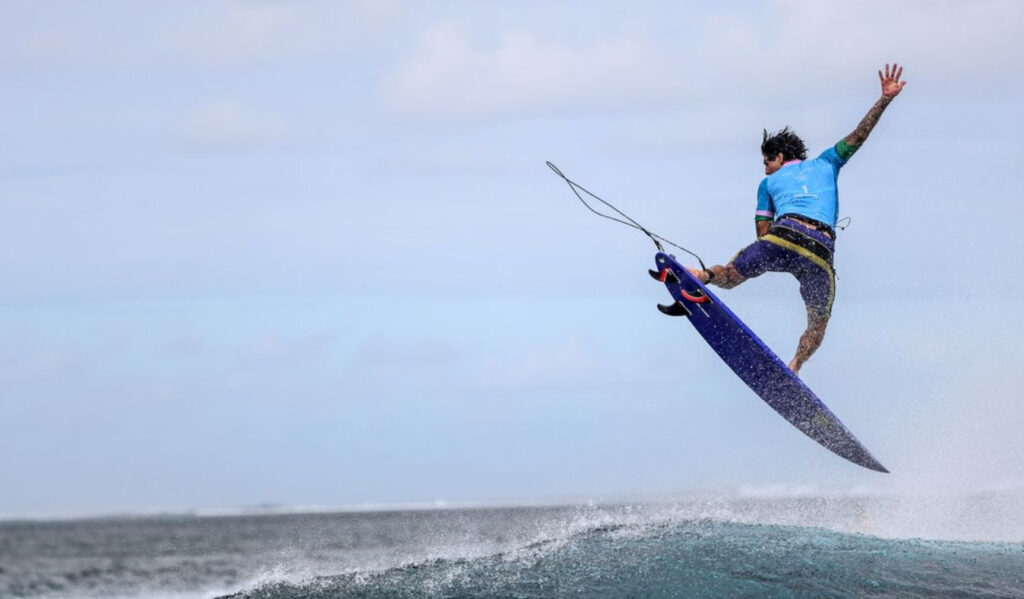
left=2, top=0, right=1024, bottom=519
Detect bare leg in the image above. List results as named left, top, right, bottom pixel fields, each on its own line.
left=688, top=263, right=747, bottom=289
left=789, top=308, right=829, bottom=374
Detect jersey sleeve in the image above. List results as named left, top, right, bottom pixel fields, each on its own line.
left=818, top=140, right=858, bottom=168
left=755, top=178, right=775, bottom=222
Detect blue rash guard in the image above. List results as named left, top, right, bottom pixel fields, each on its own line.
left=755, top=141, right=855, bottom=229
left=733, top=140, right=860, bottom=319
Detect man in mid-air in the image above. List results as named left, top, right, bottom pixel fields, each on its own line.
left=691, top=63, right=907, bottom=374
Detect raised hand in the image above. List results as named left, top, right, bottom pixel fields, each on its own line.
left=879, top=63, right=907, bottom=99
left=844, top=63, right=907, bottom=148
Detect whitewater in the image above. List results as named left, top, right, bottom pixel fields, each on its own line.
left=3, top=492, right=1023, bottom=599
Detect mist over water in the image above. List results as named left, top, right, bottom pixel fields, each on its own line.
left=3, top=493, right=1023, bottom=599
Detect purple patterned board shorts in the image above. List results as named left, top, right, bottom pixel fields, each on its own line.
left=732, top=217, right=836, bottom=319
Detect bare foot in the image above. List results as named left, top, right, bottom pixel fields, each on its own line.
left=788, top=358, right=801, bottom=374
left=686, top=267, right=709, bottom=284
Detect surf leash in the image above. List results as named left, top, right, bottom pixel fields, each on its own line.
left=546, top=161, right=707, bottom=271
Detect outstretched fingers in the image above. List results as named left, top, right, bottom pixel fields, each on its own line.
left=882, top=63, right=898, bottom=80
left=878, top=62, right=907, bottom=98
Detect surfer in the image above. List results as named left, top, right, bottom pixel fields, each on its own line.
left=689, top=64, right=906, bottom=374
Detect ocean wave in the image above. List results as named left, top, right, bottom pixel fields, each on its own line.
left=219, top=518, right=1024, bottom=599
left=6, top=498, right=1024, bottom=599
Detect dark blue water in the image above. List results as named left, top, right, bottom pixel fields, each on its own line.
left=2, top=502, right=1022, bottom=598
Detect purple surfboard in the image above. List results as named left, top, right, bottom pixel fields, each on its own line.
left=653, top=252, right=887, bottom=473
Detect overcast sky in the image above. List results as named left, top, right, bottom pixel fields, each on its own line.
left=2, top=0, right=1023, bottom=518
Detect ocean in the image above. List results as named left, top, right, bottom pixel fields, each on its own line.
left=2, top=496, right=1023, bottom=599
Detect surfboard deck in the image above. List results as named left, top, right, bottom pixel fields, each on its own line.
left=652, top=252, right=888, bottom=473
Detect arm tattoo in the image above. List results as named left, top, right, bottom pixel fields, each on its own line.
left=844, top=96, right=891, bottom=147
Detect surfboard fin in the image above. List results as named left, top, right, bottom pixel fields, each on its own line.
left=648, top=268, right=680, bottom=284
left=657, top=301, right=691, bottom=317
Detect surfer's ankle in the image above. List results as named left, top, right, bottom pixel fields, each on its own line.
left=687, top=267, right=711, bottom=284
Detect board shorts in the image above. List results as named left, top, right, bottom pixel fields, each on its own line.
left=731, top=217, right=836, bottom=319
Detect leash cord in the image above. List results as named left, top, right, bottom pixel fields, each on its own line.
left=546, top=161, right=707, bottom=271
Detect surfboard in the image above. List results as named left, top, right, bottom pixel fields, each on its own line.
left=651, top=252, right=888, bottom=473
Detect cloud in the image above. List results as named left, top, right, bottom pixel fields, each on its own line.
left=701, top=1, right=1024, bottom=94
left=386, top=22, right=679, bottom=119
left=172, top=99, right=299, bottom=150
left=384, top=2, right=1024, bottom=123
left=349, top=336, right=461, bottom=375
left=474, top=336, right=648, bottom=391
left=234, top=331, right=336, bottom=371
left=0, top=1, right=375, bottom=70
left=166, top=1, right=350, bottom=67
left=0, top=339, right=75, bottom=387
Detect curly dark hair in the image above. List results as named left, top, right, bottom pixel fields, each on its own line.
left=761, top=127, right=807, bottom=162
